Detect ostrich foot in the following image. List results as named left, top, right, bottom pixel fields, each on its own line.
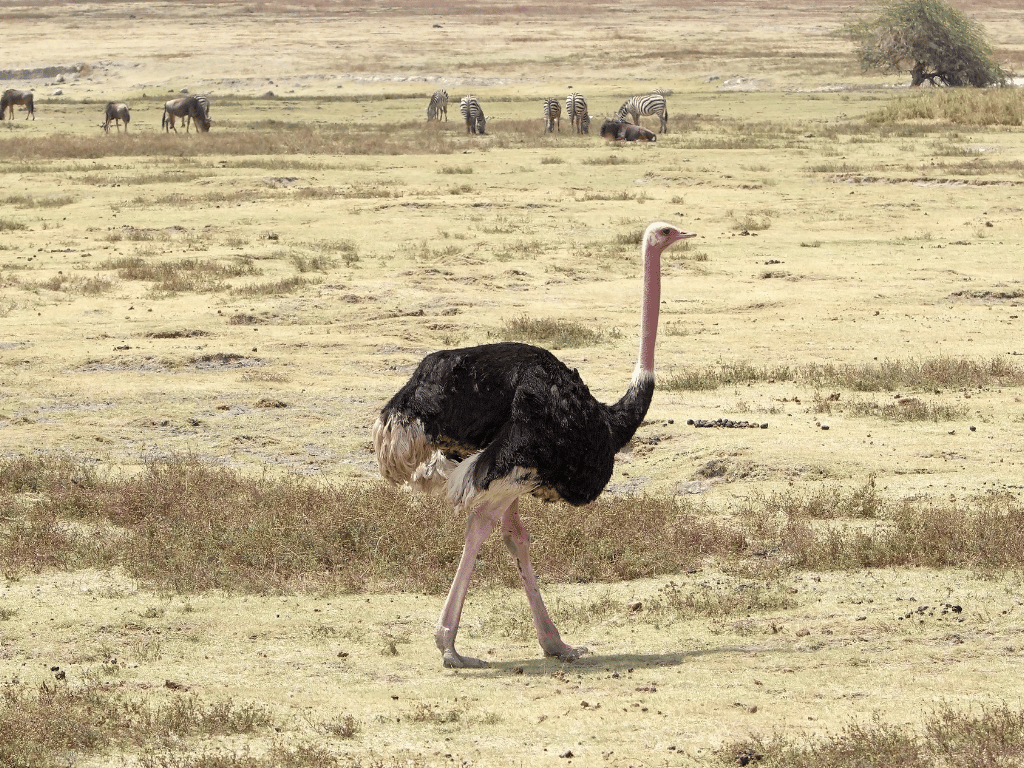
left=441, top=648, right=490, bottom=669
left=544, top=643, right=588, bottom=662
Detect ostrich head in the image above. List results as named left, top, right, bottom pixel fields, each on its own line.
left=645, top=222, right=696, bottom=255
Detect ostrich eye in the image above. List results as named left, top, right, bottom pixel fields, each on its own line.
left=660, top=227, right=671, bottom=235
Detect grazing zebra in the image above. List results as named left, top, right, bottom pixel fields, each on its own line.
left=542, top=97, right=561, bottom=132
left=427, top=89, right=449, bottom=122
left=459, top=96, right=486, bottom=135
left=565, top=92, right=590, bottom=134
left=102, top=102, right=131, bottom=133
left=182, top=94, right=211, bottom=132
left=1, top=89, right=35, bottom=120
left=616, top=93, right=668, bottom=133
left=162, top=96, right=210, bottom=133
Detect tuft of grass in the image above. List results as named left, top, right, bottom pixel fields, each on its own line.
left=813, top=392, right=968, bottom=422
left=0, top=194, right=75, bottom=208
left=491, top=314, right=615, bottom=348
left=729, top=208, right=776, bottom=231
left=868, top=88, right=1024, bottom=127
left=581, top=155, right=631, bottom=165
left=661, top=356, right=1024, bottom=392
left=662, top=361, right=794, bottom=391
left=98, top=256, right=262, bottom=295
left=229, top=276, right=320, bottom=297
left=0, top=682, right=275, bottom=768
left=724, top=704, right=1024, bottom=767
left=291, top=254, right=337, bottom=272
left=0, top=219, right=28, bottom=232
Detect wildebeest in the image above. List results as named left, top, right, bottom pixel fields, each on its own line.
left=600, top=119, right=656, bottom=142
left=102, top=102, right=131, bottom=133
left=162, top=96, right=211, bottom=133
left=182, top=94, right=210, bottom=132
left=1, top=89, right=35, bottom=120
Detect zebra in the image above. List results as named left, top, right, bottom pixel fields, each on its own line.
left=162, top=96, right=210, bottom=133
left=542, top=97, right=561, bottom=132
left=427, top=89, right=449, bottom=122
left=1, top=89, right=35, bottom=120
left=102, top=102, right=131, bottom=133
left=459, top=95, right=485, bottom=135
left=565, top=92, right=590, bottom=134
left=182, top=94, right=211, bottom=132
left=616, top=93, right=668, bottom=133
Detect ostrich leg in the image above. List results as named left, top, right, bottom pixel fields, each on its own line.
left=501, top=500, right=587, bottom=661
left=435, top=502, right=502, bottom=669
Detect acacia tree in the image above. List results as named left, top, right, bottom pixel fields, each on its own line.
left=845, top=0, right=1008, bottom=87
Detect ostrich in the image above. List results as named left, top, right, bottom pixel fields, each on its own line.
left=372, top=221, right=696, bottom=668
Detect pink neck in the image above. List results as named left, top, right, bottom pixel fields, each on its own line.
left=637, top=243, right=662, bottom=375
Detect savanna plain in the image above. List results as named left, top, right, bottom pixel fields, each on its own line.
left=3, top=0, right=1024, bottom=766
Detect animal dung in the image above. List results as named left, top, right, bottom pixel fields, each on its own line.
left=686, top=419, right=768, bottom=429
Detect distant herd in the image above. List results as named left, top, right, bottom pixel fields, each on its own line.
left=2, top=87, right=669, bottom=142
left=434, top=88, right=669, bottom=142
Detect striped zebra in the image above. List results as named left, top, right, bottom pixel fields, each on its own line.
left=1, top=89, right=35, bottom=120
left=459, top=95, right=486, bottom=135
left=427, top=89, right=449, bottom=122
left=162, top=96, right=211, bottom=133
left=565, top=92, right=590, bottom=134
left=181, top=94, right=210, bottom=133
left=616, top=93, right=668, bottom=133
left=542, top=97, right=561, bottom=132
left=102, top=102, right=131, bottom=133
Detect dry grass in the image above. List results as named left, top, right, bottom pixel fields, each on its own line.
left=662, top=356, right=1024, bottom=393
left=724, top=704, right=1024, bottom=768
left=0, top=682, right=275, bottom=768
left=3, top=457, right=1023, bottom=593
left=491, top=314, right=620, bottom=348
left=869, top=88, right=1024, bottom=127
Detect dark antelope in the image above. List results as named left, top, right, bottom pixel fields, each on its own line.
left=600, top=119, right=656, bottom=142
left=102, top=102, right=131, bottom=133
left=182, top=94, right=210, bottom=132
left=162, top=96, right=210, bottom=133
left=1, top=89, right=35, bottom=120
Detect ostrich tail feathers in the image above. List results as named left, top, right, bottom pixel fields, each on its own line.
left=373, top=414, right=453, bottom=495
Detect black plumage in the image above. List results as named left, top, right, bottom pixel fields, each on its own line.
left=379, top=341, right=652, bottom=506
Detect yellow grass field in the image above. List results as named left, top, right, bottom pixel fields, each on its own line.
left=2, top=1, right=1024, bottom=766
